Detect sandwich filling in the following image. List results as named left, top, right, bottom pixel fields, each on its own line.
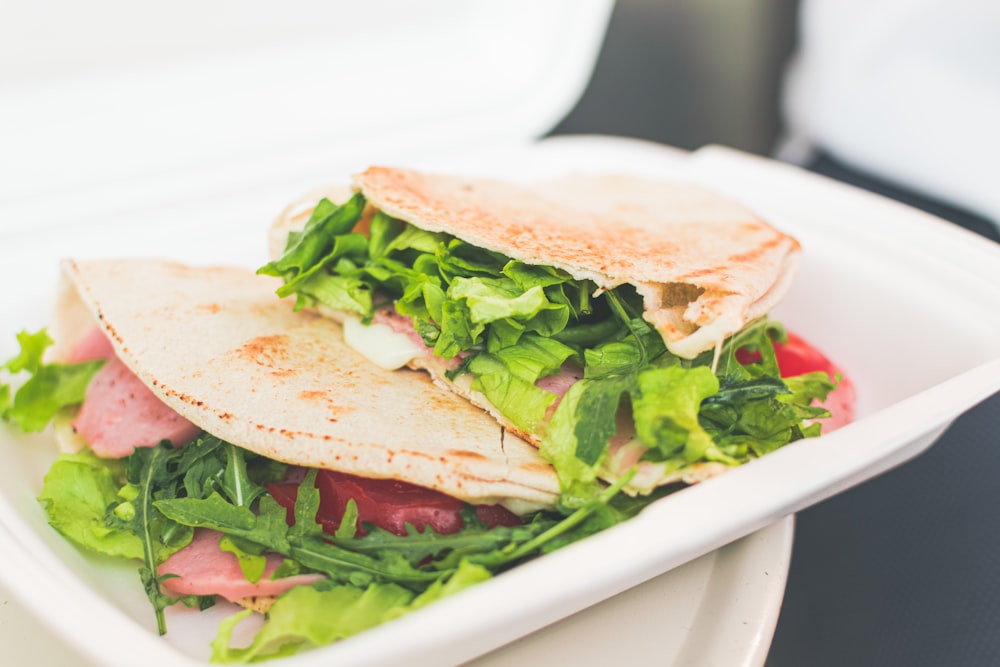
left=261, top=172, right=838, bottom=503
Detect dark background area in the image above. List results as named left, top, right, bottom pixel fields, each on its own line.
left=554, top=0, right=799, bottom=155
left=551, top=1, right=1000, bottom=665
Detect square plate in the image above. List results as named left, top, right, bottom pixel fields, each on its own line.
left=1, top=135, right=998, bottom=666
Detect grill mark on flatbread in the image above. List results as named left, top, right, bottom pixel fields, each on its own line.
left=444, top=449, right=488, bottom=461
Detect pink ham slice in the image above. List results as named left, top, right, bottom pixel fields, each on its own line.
left=159, top=529, right=325, bottom=602
left=70, top=327, right=202, bottom=458
left=816, top=372, right=856, bottom=432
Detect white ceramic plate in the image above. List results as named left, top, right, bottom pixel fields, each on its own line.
left=1, top=136, right=998, bottom=666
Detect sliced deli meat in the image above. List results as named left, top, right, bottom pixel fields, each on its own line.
left=158, top=529, right=325, bottom=602
left=69, top=327, right=201, bottom=458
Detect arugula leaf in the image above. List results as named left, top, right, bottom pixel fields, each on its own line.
left=487, top=471, right=635, bottom=563
left=35, top=435, right=285, bottom=635
left=155, top=491, right=444, bottom=587
left=338, top=510, right=552, bottom=573
left=126, top=443, right=196, bottom=634
left=221, top=440, right=272, bottom=508
left=502, top=260, right=572, bottom=289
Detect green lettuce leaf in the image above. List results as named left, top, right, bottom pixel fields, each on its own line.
left=212, top=583, right=414, bottom=663
left=37, top=451, right=143, bottom=559
left=258, top=195, right=366, bottom=281
left=464, top=334, right=576, bottom=433
left=211, top=560, right=491, bottom=663
left=631, top=365, right=721, bottom=462
left=1, top=329, right=104, bottom=432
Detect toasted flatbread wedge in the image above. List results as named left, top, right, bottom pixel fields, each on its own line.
left=352, top=168, right=799, bottom=358
left=264, top=169, right=806, bottom=494
left=53, top=258, right=560, bottom=512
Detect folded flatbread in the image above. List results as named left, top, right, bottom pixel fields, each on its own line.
left=266, top=170, right=805, bottom=482
left=52, top=258, right=560, bottom=512
left=270, top=169, right=800, bottom=359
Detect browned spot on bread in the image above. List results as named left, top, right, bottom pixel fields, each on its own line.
left=524, top=461, right=557, bottom=475
left=728, top=233, right=789, bottom=264
left=399, top=449, right=435, bottom=462
left=444, top=449, right=489, bottom=461
left=299, top=389, right=327, bottom=401
left=101, top=319, right=125, bottom=347
left=156, top=384, right=208, bottom=408
left=237, top=334, right=292, bottom=365
left=296, top=390, right=358, bottom=418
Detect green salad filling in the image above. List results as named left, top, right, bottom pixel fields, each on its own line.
left=258, top=194, right=835, bottom=505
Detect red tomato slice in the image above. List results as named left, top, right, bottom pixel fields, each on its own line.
left=737, top=331, right=856, bottom=431
left=268, top=469, right=520, bottom=537
left=735, top=331, right=832, bottom=377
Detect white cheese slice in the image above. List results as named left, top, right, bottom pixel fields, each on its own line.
left=341, top=315, right=425, bottom=370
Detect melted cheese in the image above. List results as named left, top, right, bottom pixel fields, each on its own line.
left=341, top=316, right=425, bottom=370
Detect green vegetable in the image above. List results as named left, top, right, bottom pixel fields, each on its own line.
left=38, top=451, right=144, bottom=559
left=210, top=560, right=490, bottom=663
left=260, top=197, right=837, bottom=503
left=0, top=329, right=104, bottom=432
left=30, top=428, right=640, bottom=662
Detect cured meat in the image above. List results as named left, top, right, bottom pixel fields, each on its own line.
left=70, top=327, right=201, bottom=457
left=66, top=325, right=115, bottom=362
left=158, top=529, right=324, bottom=602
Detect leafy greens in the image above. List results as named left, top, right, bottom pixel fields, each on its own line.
left=259, top=196, right=836, bottom=503
left=35, top=435, right=636, bottom=661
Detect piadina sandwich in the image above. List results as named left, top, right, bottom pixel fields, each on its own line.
left=261, top=168, right=855, bottom=503
left=2, top=259, right=591, bottom=662
left=0, top=170, right=854, bottom=663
